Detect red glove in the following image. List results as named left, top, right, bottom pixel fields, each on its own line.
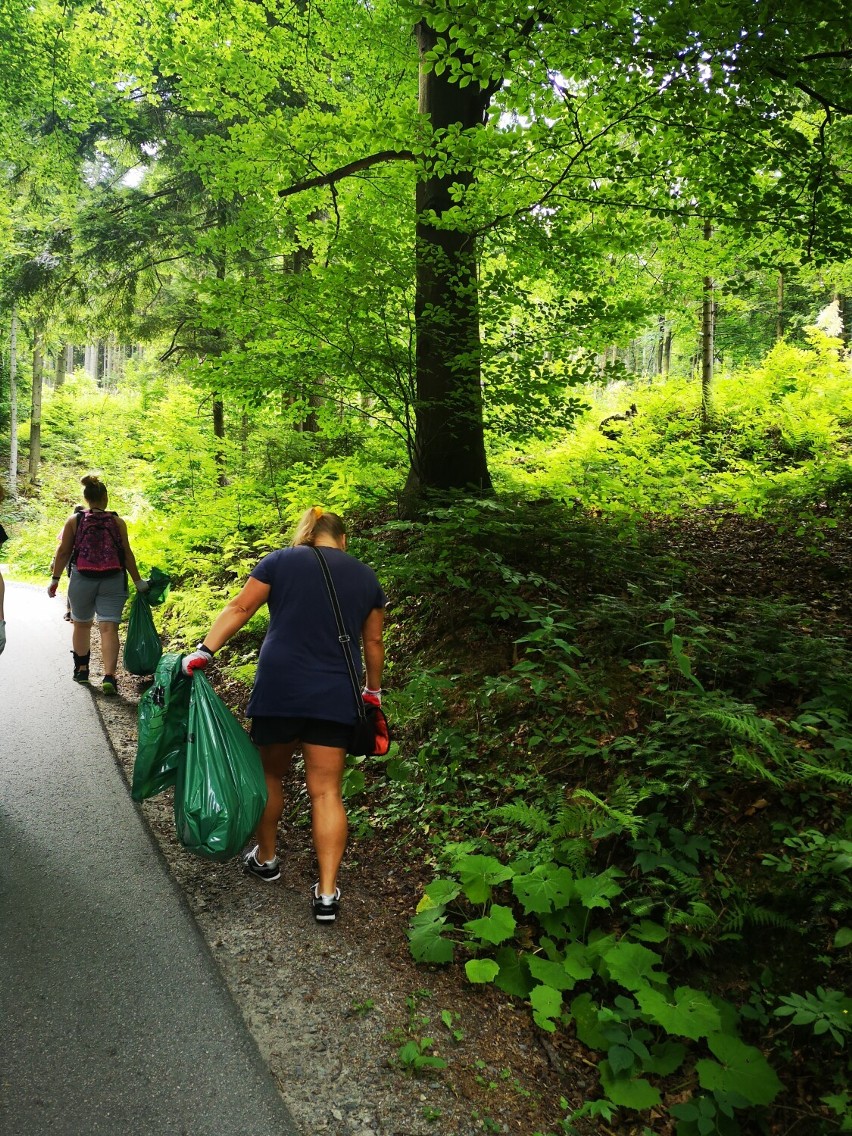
left=181, top=644, right=214, bottom=675
left=362, top=688, right=382, bottom=707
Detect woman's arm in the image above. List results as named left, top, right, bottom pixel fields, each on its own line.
left=202, top=577, right=271, bottom=653
left=115, top=517, right=142, bottom=585
left=361, top=607, right=385, bottom=691
left=50, top=516, right=80, bottom=579
left=0, top=568, right=5, bottom=620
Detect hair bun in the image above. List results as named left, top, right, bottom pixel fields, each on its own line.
left=81, top=474, right=101, bottom=487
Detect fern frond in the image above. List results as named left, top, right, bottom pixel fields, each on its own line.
left=730, top=744, right=786, bottom=786
left=722, top=903, right=798, bottom=934
left=702, top=706, right=785, bottom=761
left=796, top=761, right=852, bottom=787
left=571, top=785, right=645, bottom=837
left=553, top=803, right=604, bottom=838
left=491, top=799, right=552, bottom=835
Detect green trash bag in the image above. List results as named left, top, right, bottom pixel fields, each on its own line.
left=174, top=671, right=268, bottom=861
left=146, top=567, right=171, bottom=607
left=132, top=653, right=191, bottom=801
left=123, top=592, right=163, bottom=676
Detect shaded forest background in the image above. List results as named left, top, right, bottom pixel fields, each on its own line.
left=1, top=1, right=851, bottom=1134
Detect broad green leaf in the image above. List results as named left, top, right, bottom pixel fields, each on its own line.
left=511, top=864, right=574, bottom=914
left=465, top=958, right=500, bottom=984
left=463, top=904, right=517, bottom=946
left=562, top=941, right=594, bottom=981
left=607, top=1044, right=637, bottom=1076
left=530, top=983, right=563, bottom=1032
left=628, top=920, right=668, bottom=943
left=697, top=1033, right=783, bottom=1106
left=599, top=1061, right=662, bottom=1109
left=494, top=948, right=534, bottom=998
left=635, top=986, right=723, bottom=1040
left=407, top=909, right=455, bottom=964
left=602, top=941, right=667, bottom=991
left=573, top=869, right=623, bottom=910
left=568, top=993, right=609, bottom=1051
left=834, top=927, right=852, bottom=949
left=422, top=877, right=461, bottom=908
left=644, top=1039, right=687, bottom=1076
left=455, top=854, right=513, bottom=904
left=527, top=954, right=577, bottom=992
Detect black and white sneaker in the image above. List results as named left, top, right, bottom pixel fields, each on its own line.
left=242, top=845, right=281, bottom=882
left=312, top=883, right=341, bottom=923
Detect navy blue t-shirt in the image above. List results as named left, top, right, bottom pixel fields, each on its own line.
left=245, top=545, right=387, bottom=723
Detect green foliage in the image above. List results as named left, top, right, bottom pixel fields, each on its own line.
left=4, top=331, right=850, bottom=1136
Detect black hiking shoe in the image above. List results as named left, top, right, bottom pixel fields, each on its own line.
left=312, top=883, right=341, bottom=923
left=72, top=651, right=90, bottom=683
left=101, top=675, right=117, bottom=695
left=242, top=845, right=281, bottom=882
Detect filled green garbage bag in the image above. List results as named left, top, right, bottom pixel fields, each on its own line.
left=146, top=567, right=172, bottom=607
left=123, top=592, right=163, bottom=676
left=174, top=671, right=267, bottom=861
left=132, top=652, right=191, bottom=801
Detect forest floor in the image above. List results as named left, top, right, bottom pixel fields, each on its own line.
left=94, top=664, right=582, bottom=1136
left=89, top=507, right=851, bottom=1136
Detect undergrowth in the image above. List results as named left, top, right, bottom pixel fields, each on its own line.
left=2, top=333, right=850, bottom=1136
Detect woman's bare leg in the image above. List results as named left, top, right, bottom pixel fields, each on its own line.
left=256, top=743, right=296, bottom=862
left=72, top=620, right=93, bottom=655
left=99, top=620, right=120, bottom=675
left=303, top=744, right=347, bottom=896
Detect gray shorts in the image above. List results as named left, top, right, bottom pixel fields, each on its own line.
left=68, top=568, right=128, bottom=624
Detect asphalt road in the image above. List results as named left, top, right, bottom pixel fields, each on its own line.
left=0, top=581, right=299, bottom=1136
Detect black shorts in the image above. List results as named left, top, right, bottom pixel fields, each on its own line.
left=250, top=716, right=352, bottom=749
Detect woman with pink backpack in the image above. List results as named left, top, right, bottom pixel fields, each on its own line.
left=48, top=474, right=148, bottom=694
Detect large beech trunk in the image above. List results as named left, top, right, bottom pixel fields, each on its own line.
left=404, top=22, right=493, bottom=499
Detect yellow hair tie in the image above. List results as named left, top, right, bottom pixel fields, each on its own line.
left=313, top=506, right=324, bottom=520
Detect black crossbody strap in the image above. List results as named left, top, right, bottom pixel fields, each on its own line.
left=310, top=546, right=366, bottom=722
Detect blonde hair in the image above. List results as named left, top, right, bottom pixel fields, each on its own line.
left=291, top=507, right=345, bottom=547
left=81, top=474, right=108, bottom=505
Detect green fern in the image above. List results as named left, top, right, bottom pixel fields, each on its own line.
left=795, top=761, right=852, bottom=787
left=722, top=903, right=798, bottom=934
left=729, top=744, right=786, bottom=787
left=701, top=705, right=786, bottom=762
left=492, top=799, right=554, bottom=836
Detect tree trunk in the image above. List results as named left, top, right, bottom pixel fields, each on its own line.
left=213, top=396, right=227, bottom=487
left=656, top=317, right=665, bottom=375
left=776, top=270, right=784, bottom=342
left=55, top=344, right=67, bottom=388
left=403, top=21, right=492, bottom=500
left=700, top=221, right=715, bottom=430
left=9, top=306, right=18, bottom=497
left=662, top=328, right=672, bottom=377
left=837, top=292, right=849, bottom=347
left=29, top=328, right=44, bottom=481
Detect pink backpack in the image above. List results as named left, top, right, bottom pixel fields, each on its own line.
left=72, top=510, right=125, bottom=576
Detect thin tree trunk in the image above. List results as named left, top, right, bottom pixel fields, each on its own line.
left=662, top=328, right=672, bottom=377
left=701, top=221, right=715, bottom=429
left=9, top=306, right=18, bottom=497
left=776, top=270, right=784, bottom=341
left=656, top=317, right=665, bottom=375
left=55, top=344, right=67, bottom=388
left=403, top=20, right=492, bottom=500
left=29, top=328, right=44, bottom=481
left=837, top=293, right=849, bottom=347
left=65, top=343, right=75, bottom=375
